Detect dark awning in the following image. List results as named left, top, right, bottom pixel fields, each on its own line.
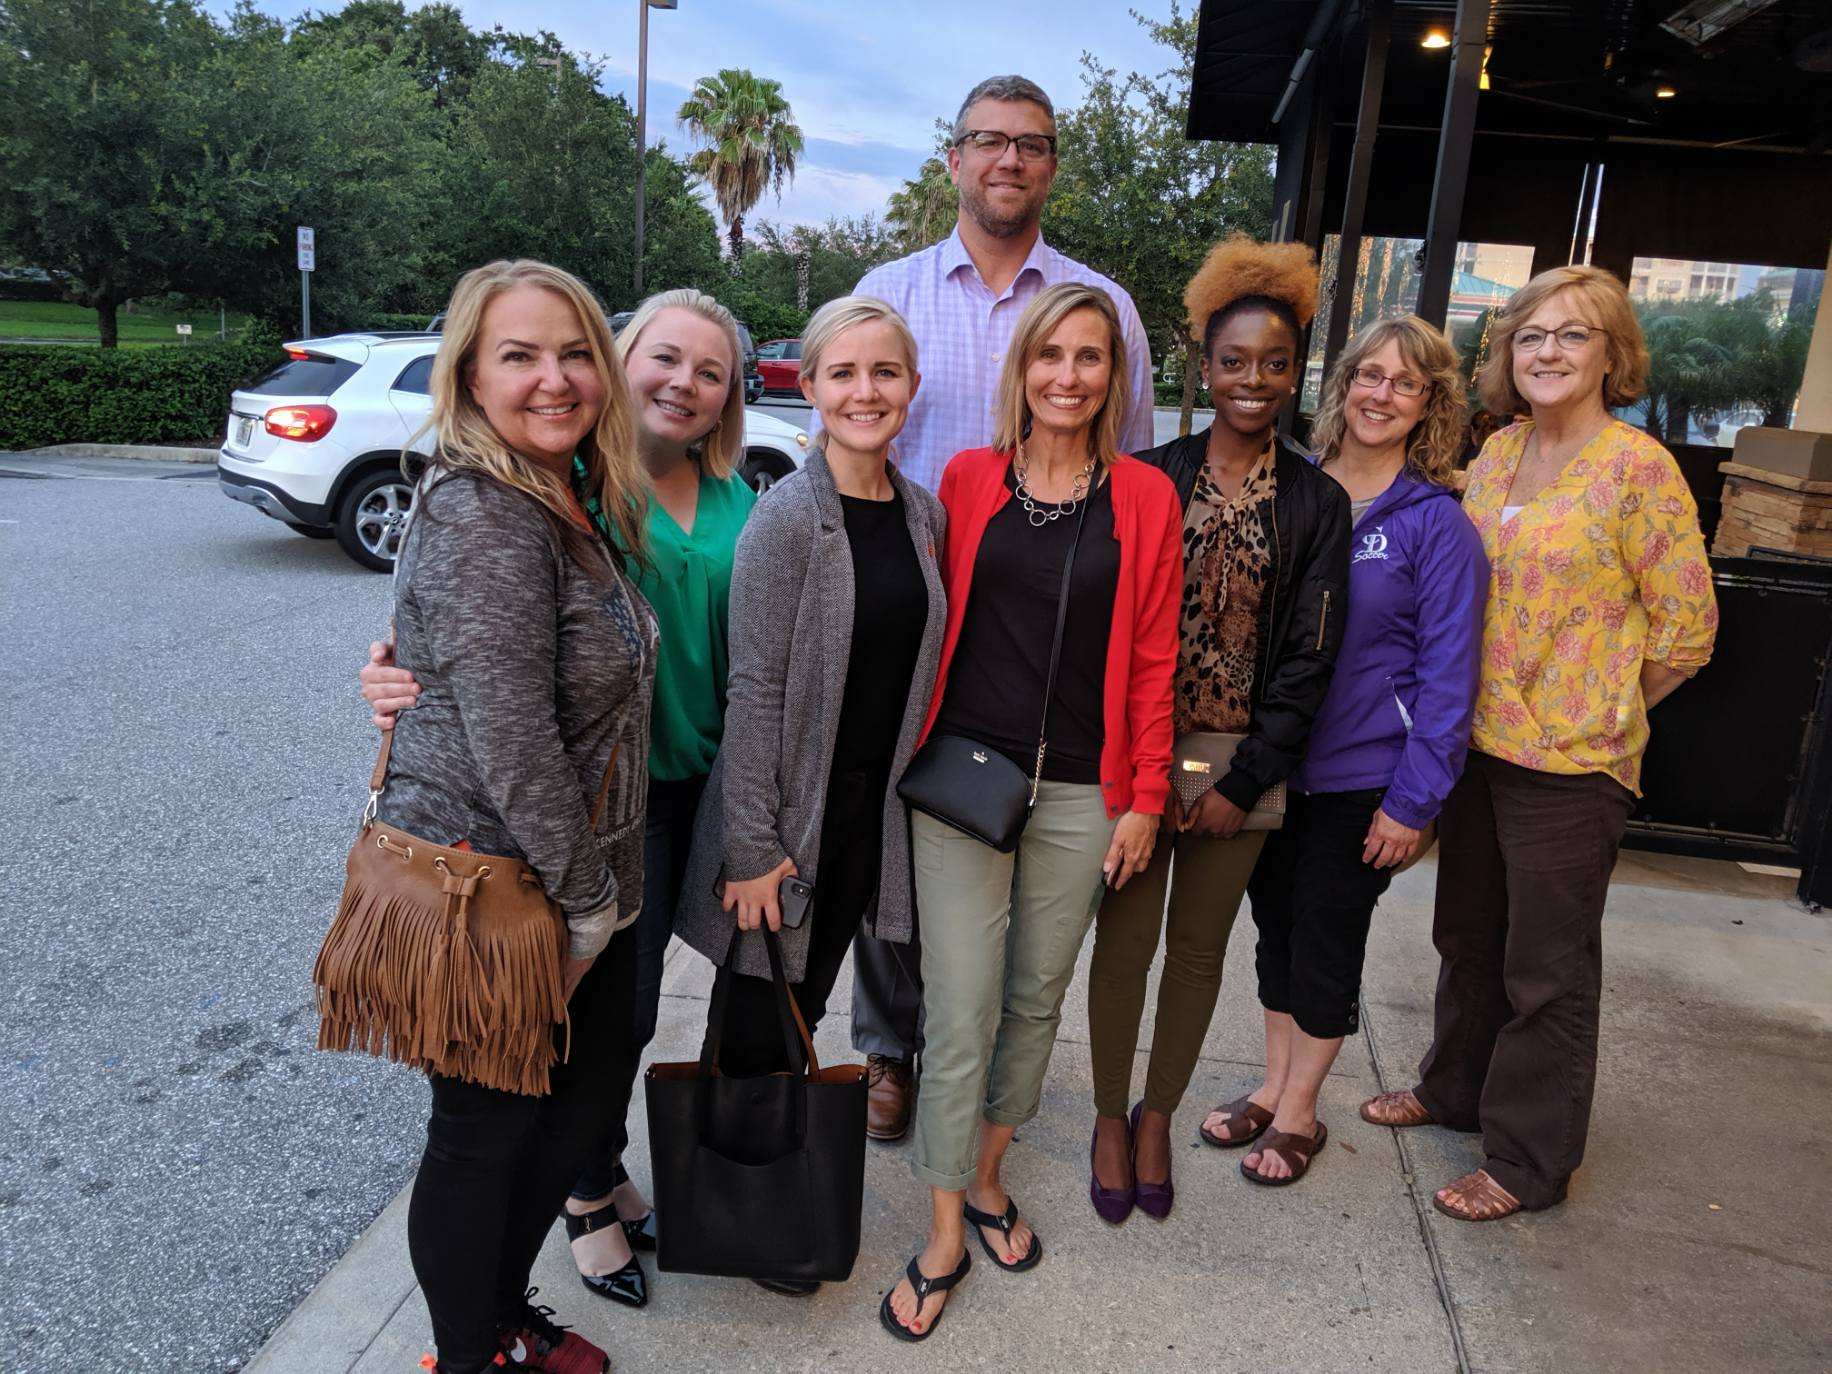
left=1190, top=0, right=1832, bottom=153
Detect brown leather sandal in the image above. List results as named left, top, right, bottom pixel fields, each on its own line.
left=1199, top=1095, right=1274, bottom=1149
left=1432, top=1170, right=1521, bottom=1222
left=1360, top=1089, right=1433, bottom=1128
left=1240, top=1121, right=1328, bottom=1186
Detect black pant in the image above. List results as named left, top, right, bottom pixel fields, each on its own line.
left=573, top=772, right=706, bottom=1200
left=1414, top=751, right=1633, bottom=1210
left=408, top=928, right=640, bottom=1372
left=712, top=767, right=886, bottom=1079
left=1249, top=788, right=1393, bottom=1039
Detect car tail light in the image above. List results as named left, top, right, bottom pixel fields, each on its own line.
left=285, top=347, right=310, bottom=360
left=265, top=404, right=337, bottom=441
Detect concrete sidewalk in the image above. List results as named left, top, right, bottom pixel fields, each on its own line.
left=249, top=852, right=1831, bottom=1373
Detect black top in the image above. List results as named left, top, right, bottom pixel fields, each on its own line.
left=832, top=490, right=929, bottom=774
left=933, top=466, right=1119, bottom=785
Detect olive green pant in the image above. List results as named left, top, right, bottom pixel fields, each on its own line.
left=1087, top=827, right=1267, bottom=1119
left=909, top=782, right=1115, bottom=1192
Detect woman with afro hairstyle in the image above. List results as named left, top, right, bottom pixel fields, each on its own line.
left=1084, top=235, right=1349, bottom=1221
left=1234, top=317, right=1487, bottom=1186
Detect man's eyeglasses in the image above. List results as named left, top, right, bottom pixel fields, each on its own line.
left=1512, top=324, right=1605, bottom=351
left=955, top=130, right=1057, bottom=162
left=1350, top=366, right=1428, bottom=398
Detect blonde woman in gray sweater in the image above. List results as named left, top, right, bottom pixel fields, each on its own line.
left=380, top=260, right=655, bottom=1374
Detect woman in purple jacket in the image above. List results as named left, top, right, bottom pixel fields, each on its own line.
left=1217, top=316, right=1488, bottom=1185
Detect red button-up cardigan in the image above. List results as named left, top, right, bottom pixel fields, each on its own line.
left=916, top=446, right=1183, bottom=819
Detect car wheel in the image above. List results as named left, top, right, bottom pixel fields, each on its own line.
left=739, top=448, right=796, bottom=494
left=291, top=526, right=336, bottom=540
left=335, top=468, right=415, bottom=572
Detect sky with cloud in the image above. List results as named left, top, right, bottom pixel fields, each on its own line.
left=225, top=0, right=1185, bottom=229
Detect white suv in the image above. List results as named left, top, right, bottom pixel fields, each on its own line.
left=217, top=333, right=811, bottom=572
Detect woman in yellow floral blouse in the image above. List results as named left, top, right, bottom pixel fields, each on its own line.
left=1359, top=264, right=1717, bottom=1221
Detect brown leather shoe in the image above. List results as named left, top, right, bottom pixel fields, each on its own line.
left=865, top=1055, right=915, bottom=1141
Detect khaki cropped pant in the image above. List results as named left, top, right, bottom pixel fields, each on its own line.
left=908, top=782, right=1115, bottom=1192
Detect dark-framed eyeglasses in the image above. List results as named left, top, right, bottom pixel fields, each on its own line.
left=954, top=130, right=1057, bottom=162
left=1349, top=366, right=1428, bottom=398
left=1512, top=324, right=1606, bottom=351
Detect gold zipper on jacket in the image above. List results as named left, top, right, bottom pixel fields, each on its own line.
left=1315, top=589, right=1331, bottom=652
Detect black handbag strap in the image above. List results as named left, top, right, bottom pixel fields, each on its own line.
left=700, top=927, right=818, bottom=1081
left=1028, top=480, right=1094, bottom=806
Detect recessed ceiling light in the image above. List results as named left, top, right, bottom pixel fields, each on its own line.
left=1656, top=84, right=1679, bottom=97
left=1421, top=29, right=1451, bottom=49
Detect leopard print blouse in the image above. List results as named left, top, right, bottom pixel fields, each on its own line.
left=1173, top=441, right=1276, bottom=736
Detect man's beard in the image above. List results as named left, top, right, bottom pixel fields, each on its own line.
left=959, top=180, right=1042, bottom=240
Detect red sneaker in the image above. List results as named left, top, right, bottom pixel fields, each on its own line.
left=497, top=1289, right=608, bottom=1374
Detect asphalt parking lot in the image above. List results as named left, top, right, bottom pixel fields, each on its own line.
left=0, top=459, right=418, bottom=1370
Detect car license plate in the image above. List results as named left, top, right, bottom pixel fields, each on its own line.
left=235, top=416, right=253, bottom=447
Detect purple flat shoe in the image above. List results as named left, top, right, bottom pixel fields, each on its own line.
left=1131, top=1102, right=1174, bottom=1220
left=1088, top=1115, right=1135, bottom=1224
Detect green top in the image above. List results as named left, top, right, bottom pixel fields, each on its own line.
left=575, top=456, right=756, bottom=781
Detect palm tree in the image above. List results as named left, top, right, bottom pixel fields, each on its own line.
left=676, top=69, right=803, bottom=266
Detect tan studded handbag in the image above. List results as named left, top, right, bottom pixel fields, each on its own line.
left=311, top=731, right=618, bottom=1096
left=1170, top=732, right=1286, bottom=831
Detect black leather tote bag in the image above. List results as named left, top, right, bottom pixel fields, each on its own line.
left=898, top=493, right=1090, bottom=853
left=643, top=928, right=868, bottom=1281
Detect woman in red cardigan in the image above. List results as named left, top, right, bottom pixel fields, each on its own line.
left=880, top=282, right=1181, bottom=1342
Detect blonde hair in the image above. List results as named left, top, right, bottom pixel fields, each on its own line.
left=991, top=282, right=1130, bottom=466
left=1311, top=316, right=1467, bottom=487
left=1477, top=264, right=1650, bottom=416
left=615, top=288, right=745, bottom=480
left=799, top=294, right=919, bottom=382
left=423, top=259, right=645, bottom=575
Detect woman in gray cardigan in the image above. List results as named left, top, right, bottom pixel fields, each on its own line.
left=676, top=299, right=944, bottom=1286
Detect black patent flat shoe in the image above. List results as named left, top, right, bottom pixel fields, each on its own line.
left=564, top=1209, right=649, bottom=1308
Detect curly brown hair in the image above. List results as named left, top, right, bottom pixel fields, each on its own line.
left=1310, top=316, right=1467, bottom=487
left=1185, top=235, right=1319, bottom=352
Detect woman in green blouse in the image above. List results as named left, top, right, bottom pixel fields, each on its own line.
left=361, top=288, right=756, bottom=1308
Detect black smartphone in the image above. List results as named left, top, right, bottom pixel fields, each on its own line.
left=777, top=875, right=814, bottom=929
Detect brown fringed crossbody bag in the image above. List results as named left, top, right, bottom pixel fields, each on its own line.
left=312, top=731, right=620, bottom=1096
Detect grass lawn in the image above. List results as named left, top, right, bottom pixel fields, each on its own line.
left=0, top=299, right=256, bottom=346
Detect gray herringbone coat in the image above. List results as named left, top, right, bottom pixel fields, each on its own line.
left=676, top=446, right=947, bottom=982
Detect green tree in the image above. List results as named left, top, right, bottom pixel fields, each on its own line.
left=885, top=122, right=957, bottom=254
left=1043, top=4, right=1275, bottom=433
left=677, top=69, right=804, bottom=265
left=0, top=0, right=224, bottom=346
left=288, top=0, right=493, bottom=111
left=0, top=0, right=449, bottom=343
left=753, top=216, right=899, bottom=312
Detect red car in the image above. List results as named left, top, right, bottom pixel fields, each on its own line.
left=756, top=338, right=802, bottom=394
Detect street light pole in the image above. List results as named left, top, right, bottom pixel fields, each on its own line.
left=633, top=0, right=678, bottom=300
left=634, top=0, right=649, bottom=298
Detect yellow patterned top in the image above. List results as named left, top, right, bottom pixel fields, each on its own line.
left=1463, top=419, right=1718, bottom=793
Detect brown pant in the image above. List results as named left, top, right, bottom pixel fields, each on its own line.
left=1415, top=750, right=1634, bottom=1210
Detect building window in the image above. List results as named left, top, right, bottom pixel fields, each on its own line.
left=1301, top=235, right=1534, bottom=412
left=1626, top=256, right=1824, bottom=448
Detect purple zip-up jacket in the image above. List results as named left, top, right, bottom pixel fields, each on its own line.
left=1293, top=466, right=1488, bottom=828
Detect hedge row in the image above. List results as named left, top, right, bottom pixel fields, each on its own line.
left=0, top=333, right=282, bottom=449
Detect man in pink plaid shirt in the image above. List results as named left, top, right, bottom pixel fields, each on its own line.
left=837, top=74, right=1157, bottom=1147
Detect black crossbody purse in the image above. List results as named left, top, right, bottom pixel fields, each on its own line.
left=897, top=492, right=1091, bottom=853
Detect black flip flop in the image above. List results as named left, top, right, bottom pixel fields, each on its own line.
left=879, top=1250, right=971, bottom=1342
left=963, top=1196, right=1043, bottom=1272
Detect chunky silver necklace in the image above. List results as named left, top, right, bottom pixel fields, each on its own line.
left=1014, top=445, right=1094, bottom=527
